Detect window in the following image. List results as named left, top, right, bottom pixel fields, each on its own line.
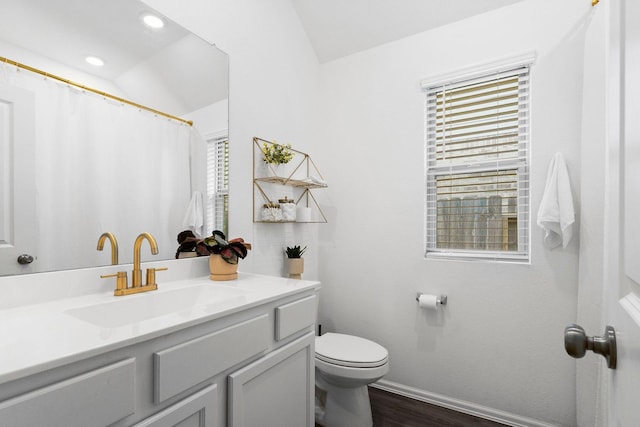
left=206, top=135, right=229, bottom=236
left=424, top=61, right=531, bottom=262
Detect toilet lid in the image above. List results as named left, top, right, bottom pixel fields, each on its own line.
left=315, top=333, right=388, bottom=368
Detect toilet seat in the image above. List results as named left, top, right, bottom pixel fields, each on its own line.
left=315, top=333, right=388, bottom=368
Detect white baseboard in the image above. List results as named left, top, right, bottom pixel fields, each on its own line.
left=371, top=380, right=562, bottom=427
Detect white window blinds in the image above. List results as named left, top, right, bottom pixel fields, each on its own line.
left=206, top=136, right=229, bottom=235
left=424, top=65, right=530, bottom=261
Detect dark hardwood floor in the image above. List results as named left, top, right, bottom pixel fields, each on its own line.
left=316, top=387, right=508, bottom=427
left=369, top=387, right=508, bottom=427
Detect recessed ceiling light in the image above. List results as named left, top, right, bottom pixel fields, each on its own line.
left=85, top=56, right=104, bottom=67
left=142, top=13, right=165, bottom=29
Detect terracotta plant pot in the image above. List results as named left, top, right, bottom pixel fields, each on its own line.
left=209, top=254, right=239, bottom=281
left=287, top=258, right=304, bottom=279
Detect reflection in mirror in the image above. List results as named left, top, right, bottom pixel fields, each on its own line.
left=0, top=0, right=228, bottom=276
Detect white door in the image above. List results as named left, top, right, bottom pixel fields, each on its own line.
left=0, top=83, right=36, bottom=275
left=604, top=0, right=640, bottom=425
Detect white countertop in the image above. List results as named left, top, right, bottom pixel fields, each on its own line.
left=0, top=262, right=320, bottom=385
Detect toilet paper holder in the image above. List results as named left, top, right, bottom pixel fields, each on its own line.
left=416, top=293, right=447, bottom=305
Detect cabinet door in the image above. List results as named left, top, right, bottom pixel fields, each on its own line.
left=228, top=332, right=315, bottom=427
left=134, top=384, right=218, bottom=427
left=0, top=83, right=36, bottom=275
left=0, top=358, right=135, bottom=427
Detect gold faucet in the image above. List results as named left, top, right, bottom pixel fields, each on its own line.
left=96, top=232, right=118, bottom=265
left=101, top=232, right=166, bottom=296
left=132, top=232, right=158, bottom=287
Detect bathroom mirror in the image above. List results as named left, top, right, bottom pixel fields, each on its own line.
left=0, top=0, right=228, bottom=276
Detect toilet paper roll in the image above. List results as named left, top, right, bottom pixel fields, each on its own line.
left=418, top=294, right=439, bottom=310
left=296, top=207, right=311, bottom=222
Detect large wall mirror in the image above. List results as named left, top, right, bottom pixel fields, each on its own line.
left=0, top=0, right=228, bottom=276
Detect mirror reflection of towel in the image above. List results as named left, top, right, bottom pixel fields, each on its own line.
left=537, top=153, right=575, bottom=249
left=182, top=191, right=204, bottom=237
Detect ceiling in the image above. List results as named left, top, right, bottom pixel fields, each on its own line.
left=291, top=0, right=526, bottom=63
left=0, top=0, right=228, bottom=115
left=0, top=0, right=190, bottom=81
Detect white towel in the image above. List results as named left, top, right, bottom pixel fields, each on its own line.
left=301, top=175, right=328, bottom=186
left=537, top=153, right=575, bottom=249
left=182, top=191, right=204, bottom=237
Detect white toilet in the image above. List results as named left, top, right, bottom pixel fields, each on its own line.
left=315, top=333, right=389, bottom=427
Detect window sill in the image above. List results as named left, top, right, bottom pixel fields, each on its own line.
left=425, top=250, right=530, bottom=264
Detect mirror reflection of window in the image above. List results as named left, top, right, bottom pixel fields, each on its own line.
left=207, top=135, right=229, bottom=236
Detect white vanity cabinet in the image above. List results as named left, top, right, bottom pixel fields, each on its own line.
left=228, top=295, right=318, bottom=427
left=0, top=358, right=137, bottom=427
left=228, top=332, right=315, bottom=427
left=0, top=284, right=319, bottom=427
left=133, top=384, right=219, bottom=427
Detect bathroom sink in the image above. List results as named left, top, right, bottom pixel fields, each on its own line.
left=66, top=284, right=250, bottom=328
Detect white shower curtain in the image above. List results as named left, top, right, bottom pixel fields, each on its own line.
left=3, top=65, right=193, bottom=270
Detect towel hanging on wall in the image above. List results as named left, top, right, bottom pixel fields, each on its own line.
left=537, top=152, right=575, bottom=249
left=182, top=191, right=204, bottom=237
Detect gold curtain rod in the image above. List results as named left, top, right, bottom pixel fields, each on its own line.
left=1, top=55, right=193, bottom=126
left=592, top=0, right=599, bottom=6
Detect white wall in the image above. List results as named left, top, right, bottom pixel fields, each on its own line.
left=185, top=98, right=228, bottom=137
left=143, top=0, right=323, bottom=279
left=315, top=1, right=591, bottom=426
left=144, top=0, right=602, bottom=425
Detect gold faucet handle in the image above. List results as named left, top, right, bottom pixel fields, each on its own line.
left=100, top=271, right=128, bottom=293
left=145, top=267, right=168, bottom=286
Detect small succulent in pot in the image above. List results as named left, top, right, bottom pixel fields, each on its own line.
left=198, top=230, right=251, bottom=264
left=285, top=245, right=307, bottom=259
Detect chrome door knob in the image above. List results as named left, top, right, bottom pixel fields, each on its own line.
left=564, top=324, right=617, bottom=369
left=17, top=254, right=34, bottom=265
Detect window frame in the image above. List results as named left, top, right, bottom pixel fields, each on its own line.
left=422, top=55, right=534, bottom=263
left=206, top=133, right=229, bottom=237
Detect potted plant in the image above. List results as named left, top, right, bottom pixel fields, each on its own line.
left=261, top=141, right=294, bottom=179
left=198, top=230, right=251, bottom=281
left=261, top=141, right=294, bottom=165
left=175, top=230, right=201, bottom=259
left=285, top=245, right=306, bottom=279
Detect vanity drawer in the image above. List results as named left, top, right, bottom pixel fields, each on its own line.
left=154, top=314, right=270, bottom=403
left=0, top=358, right=135, bottom=427
left=275, top=295, right=318, bottom=341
